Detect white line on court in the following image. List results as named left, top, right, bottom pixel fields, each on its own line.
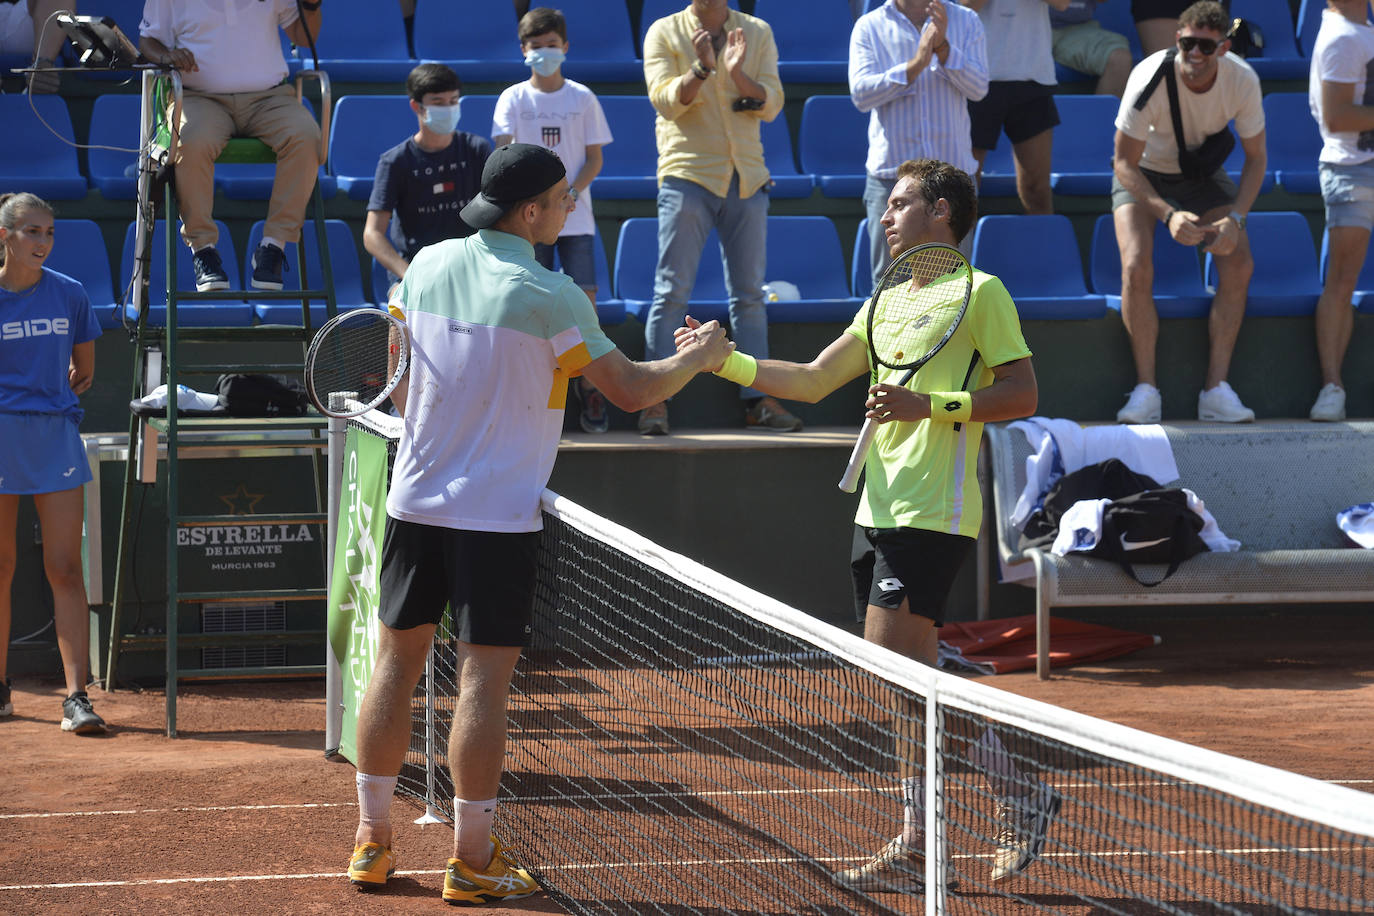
left=0, top=802, right=354, bottom=820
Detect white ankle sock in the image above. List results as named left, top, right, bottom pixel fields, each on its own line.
left=356, top=772, right=397, bottom=832
left=454, top=796, right=497, bottom=868
left=262, top=236, right=285, bottom=252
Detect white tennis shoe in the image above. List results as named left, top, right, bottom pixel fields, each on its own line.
left=1116, top=384, right=1161, bottom=424
left=1309, top=383, right=1346, bottom=422
left=1197, top=381, right=1255, bottom=423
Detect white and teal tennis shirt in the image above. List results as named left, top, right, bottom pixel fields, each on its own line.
left=386, top=229, right=615, bottom=533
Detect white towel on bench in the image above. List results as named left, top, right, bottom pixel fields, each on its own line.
left=1007, top=418, right=1181, bottom=529
left=1338, top=503, right=1374, bottom=548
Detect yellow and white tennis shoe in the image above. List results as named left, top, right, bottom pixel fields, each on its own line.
left=441, top=836, right=540, bottom=906
left=348, top=841, right=397, bottom=888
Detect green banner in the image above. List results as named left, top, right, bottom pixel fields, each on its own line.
left=327, top=426, right=390, bottom=763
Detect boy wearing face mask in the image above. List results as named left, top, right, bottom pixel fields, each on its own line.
left=493, top=7, right=615, bottom=433
left=364, top=64, right=492, bottom=286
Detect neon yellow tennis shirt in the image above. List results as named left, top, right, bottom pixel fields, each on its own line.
left=844, top=269, right=1031, bottom=539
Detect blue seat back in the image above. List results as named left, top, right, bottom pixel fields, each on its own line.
left=328, top=95, right=416, bottom=199
left=1262, top=92, right=1321, bottom=176
left=971, top=215, right=1092, bottom=297
left=640, top=0, right=740, bottom=55
left=1206, top=212, right=1320, bottom=295
left=765, top=216, right=853, bottom=300
left=460, top=95, right=500, bottom=145
left=1231, top=0, right=1303, bottom=59
left=614, top=218, right=727, bottom=302
left=1049, top=95, right=1120, bottom=192
left=1297, top=0, right=1324, bottom=55
left=1089, top=214, right=1206, bottom=297
left=798, top=95, right=867, bottom=180
left=48, top=219, right=117, bottom=327
left=412, top=3, right=525, bottom=82
left=852, top=218, right=873, bottom=298
left=753, top=0, right=852, bottom=60
left=1092, top=0, right=1144, bottom=58
left=595, top=96, right=659, bottom=177
left=553, top=0, right=637, bottom=63
left=300, top=0, right=411, bottom=74
left=0, top=95, right=85, bottom=199
left=88, top=94, right=143, bottom=200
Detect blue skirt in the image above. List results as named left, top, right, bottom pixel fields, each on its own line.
left=0, top=413, right=93, bottom=494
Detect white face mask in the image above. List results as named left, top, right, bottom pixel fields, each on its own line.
left=524, top=47, right=566, bottom=77
left=422, top=101, right=461, bottom=133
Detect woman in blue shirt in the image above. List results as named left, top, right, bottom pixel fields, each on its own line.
left=0, top=192, right=106, bottom=734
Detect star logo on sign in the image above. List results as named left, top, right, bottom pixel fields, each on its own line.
left=219, top=483, right=265, bottom=516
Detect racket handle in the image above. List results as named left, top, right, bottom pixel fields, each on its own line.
left=838, top=418, right=879, bottom=493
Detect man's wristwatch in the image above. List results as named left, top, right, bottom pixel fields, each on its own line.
left=569, top=187, right=580, bottom=202
left=690, top=62, right=711, bottom=80
left=1227, top=210, right=1247, bottom=230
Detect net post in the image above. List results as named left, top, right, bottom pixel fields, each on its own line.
left=414, top=642, right=448, bottom=825
left=323, top=396, right=346, bottom=755
left=925, top=682, right=942, bottom=916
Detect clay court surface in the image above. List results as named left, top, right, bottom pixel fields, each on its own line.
left=3, top=608, right=1371, bottom=915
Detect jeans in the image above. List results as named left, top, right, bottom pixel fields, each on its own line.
left=534, top=234, right=597, bottom=291
left=645, top=174, right=769, bottom=399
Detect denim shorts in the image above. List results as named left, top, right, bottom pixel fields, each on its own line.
left=534, top=234, right=597, bottom=291
left=1320, top=161, right=1374, bottom=230
left=0, top=413, right=92, bottom=494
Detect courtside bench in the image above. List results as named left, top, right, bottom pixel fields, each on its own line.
left=981, top=421, right=1374, bottom=679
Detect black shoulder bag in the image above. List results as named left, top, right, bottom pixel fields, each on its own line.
left=1132, top=49, right=1235, bottom=180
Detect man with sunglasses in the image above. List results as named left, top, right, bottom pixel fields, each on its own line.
left=1110, top=0, right=1266, bottom=424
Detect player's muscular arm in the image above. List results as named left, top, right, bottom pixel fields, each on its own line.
left=583, top=319, right=733, bottom=411
left=674, top=320, right=871, bottom=404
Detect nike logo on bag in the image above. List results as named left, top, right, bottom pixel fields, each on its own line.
left=1119, top=534, right=1169, bottom=551
left=942, top=400, right=962, bottom=413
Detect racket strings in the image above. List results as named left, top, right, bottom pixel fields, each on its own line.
left=308, top=312, right=399, bottom=407
left=871, top=247, right=970, bottom=370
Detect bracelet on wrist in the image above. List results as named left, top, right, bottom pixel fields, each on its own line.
left=1162, top=209, right=1175, bottom=226
left=928, top=391, right=972, bottom=423
left=690, top=62, right=711, bottom=80
left=714, top=351, right=757, bottom=388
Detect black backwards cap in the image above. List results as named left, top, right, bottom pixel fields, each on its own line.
left=459, top=143, right=567, bottom=229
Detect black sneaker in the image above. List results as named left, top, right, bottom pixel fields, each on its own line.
left=250, top=242, right=288, bottom=290
left=61, top=691, right=107, bottom=735
left=0, top=677, right=12, bottom=718
left=192, top=246, right=230, bottom=292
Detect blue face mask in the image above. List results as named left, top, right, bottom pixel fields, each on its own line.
left=422, top=101, right=461, bottom=134
left=524, top=47, right=566, bottom=78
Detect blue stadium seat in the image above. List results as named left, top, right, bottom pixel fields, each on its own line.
left=1092, top=0, right=1144, bottom=60
left=283, top=0, right=412, bottom=81
left=88, top=93, right=142, bottom=200
left=551, top=226, right=627, bottom=326
left=970, top=215, right=1108, bottom=319
left=48, top=220, right=120, bottom=330
left=1230, top=0, right=1307, bottom=80
left=1297, top=0, right=1324, bottom=56
left=614, top=217, right=860, bottom=325
left=761, top=216, right=863, bottom=322
left=1205, top=212, right=1321, bottom=316
left=614, top=217, right=729, bottom=324
left=1049, top=95, right=1120, bottom=196
left=1222, top=127, right=1276, bottom=195
left=459, top=95, right=500, bottom=146
left=244, top=219, right=368, bottom=324
left=760, top=115, right=814, bottom=199
left=1089, top=214, right=1212, bottom=318
left=328, top=96, right=415, bottom=202
left=548, top=0, right=642, bottom=82
left=798, top=95, right=867, bottom=198
left=753, top=0, right=851, bottom=82
left=412, top=3, right=527, bottom=83
left=119, top=220, right=255, bottom=327
left=213, top=97, right=337, bottom=200
left=853, top=218, right=873, bottom=299
left=0, top=95, right=87, bottom=199
left=1321, top=225, right=1374, bottom=313
left=591, top=96, right=659, bottom=200
left=1264, top=92, right=1321, bottom=194
left=978, top=141, right=1017, bottom=198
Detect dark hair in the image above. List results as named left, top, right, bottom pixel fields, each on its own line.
left=519, top=7, right=567, bottom=44
left=0, top=192, right=54, bottom=267
left=1178, top=1, right=1230, bottom=35
left=895, top=159, right=977, bottom=245
left=405, top=63, right=461, bottom=102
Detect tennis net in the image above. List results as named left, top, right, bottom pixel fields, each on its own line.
left=336, top=412, right=1374, bottom=915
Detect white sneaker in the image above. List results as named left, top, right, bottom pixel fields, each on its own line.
left=1197, top=381, right=1255, bottom=423
left=1309, top=383, right=1346, bottom=422
left=1116, top=384, right=1161, bottom=424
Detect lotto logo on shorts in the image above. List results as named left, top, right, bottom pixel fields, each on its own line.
left=2, top=317, right=70, bottom=340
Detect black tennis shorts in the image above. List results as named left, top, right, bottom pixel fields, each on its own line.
left=378, top=516, right=539, bottom=646
left=850, top=525, right=976, bottom=625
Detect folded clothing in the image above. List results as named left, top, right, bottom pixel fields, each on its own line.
left=129, top=384, right=224, bottom=418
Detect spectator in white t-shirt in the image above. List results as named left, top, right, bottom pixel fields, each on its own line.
left=494, top=6, right=615, bottom=433
left=1110, top=1, right=1265, bottom=424
left=1306, top=0, right=1374, bottom=422
left=138, top=0, right=324, bottom=294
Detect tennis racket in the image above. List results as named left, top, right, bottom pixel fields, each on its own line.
left=838, top=243, right=975, bottom=493
left=304, top=308, right=410, bottom=419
